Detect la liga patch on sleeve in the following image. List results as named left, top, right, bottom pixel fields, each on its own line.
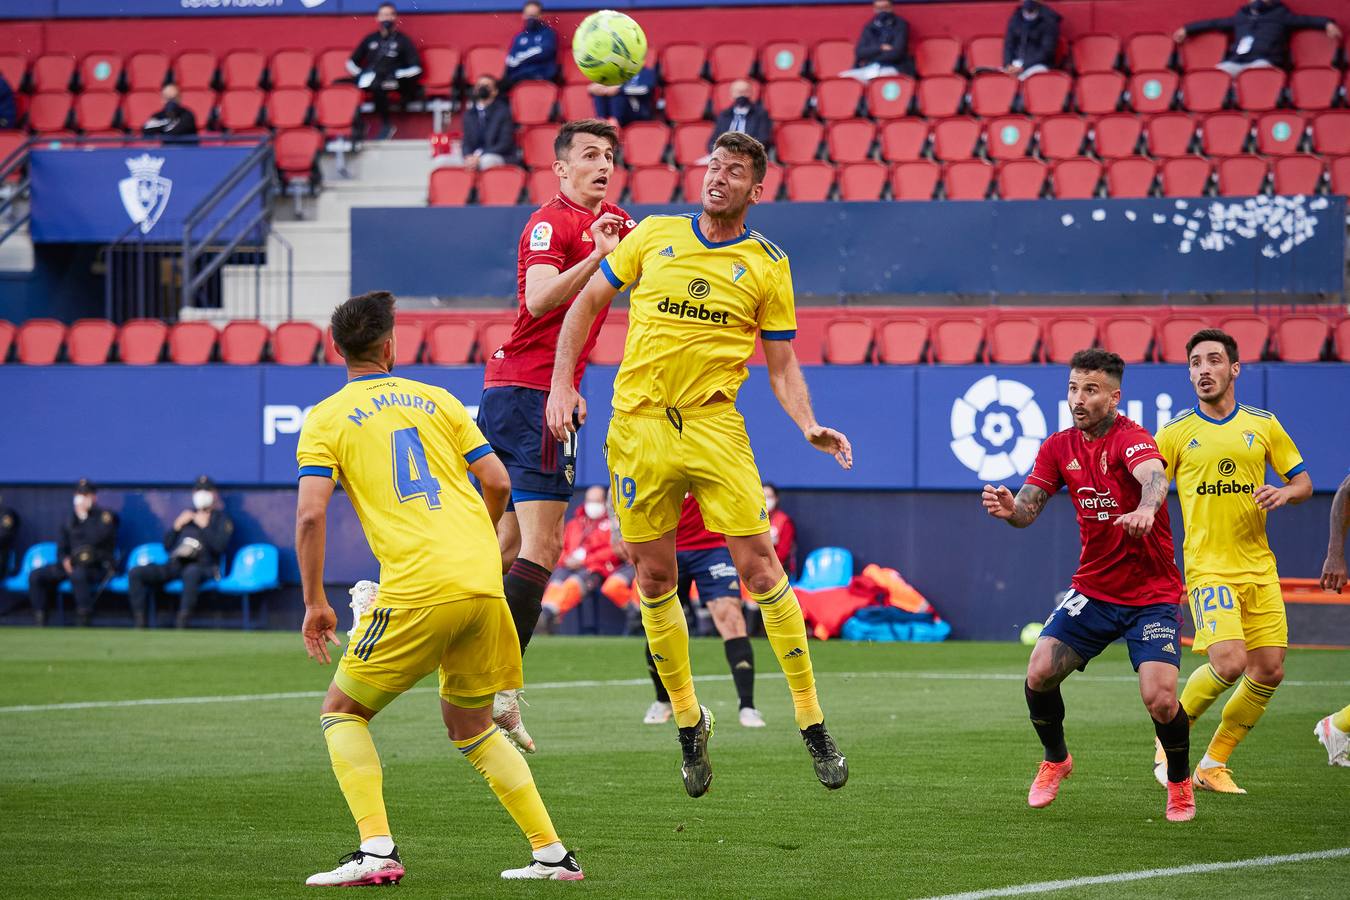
left=529, top=222, right=553, bottom=251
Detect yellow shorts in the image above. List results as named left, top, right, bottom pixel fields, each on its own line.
left=605, top=402, right=768, bottom=543
left=1186, top=581, right=1287, bottom=654
left=334, top=595, right=523, bottom=711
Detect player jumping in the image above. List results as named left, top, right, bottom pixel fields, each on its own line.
left=982, top=349, right=1195, bottom=823
left=476, top=119, right=634, bottom=752
left=1155, top=328, right=1312, bottom=794
left=546, top=132, right=851, bottom=797
left=1316, top=469, right=1350, bottom=766
left=298, top=292, right=582, bottom=885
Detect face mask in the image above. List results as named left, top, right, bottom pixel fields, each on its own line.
left=584, top=502, right=606, bottom=520
left=733, top=96, right=751, bottom=108
left=525, top=16, right=541, bottom=31
left=474, top=86, right=492, bottom=100
left=379, top=20, right=395, bottom=33
left=764, top=497, right=777, bottom=513
left=193, top=491, right=214, bottom=511
left=73, top=496, right=91, bottom=516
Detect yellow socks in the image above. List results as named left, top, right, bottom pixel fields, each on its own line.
left=639, top=585, right=700, bottom=728
left=321, top=713, right=390, bottom=842
left=751, top=575, right=823, bottom=730
left=455, top=724, right=560, bottom=851
left=1205, top=676, right=1277, bottom=765
left=1332, top=704, right=1350, bottom=733
left=1179, top=663, right=1235, bottom=725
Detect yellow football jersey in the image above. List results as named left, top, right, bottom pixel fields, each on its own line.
left=1156, top=403, right=1306, bottom=586
left=297, top=373, right=502, bottom=607
left=598, top=213, right=796, bottom=413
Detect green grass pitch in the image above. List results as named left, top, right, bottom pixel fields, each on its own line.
left=2, top=631, right=1347, bottom=898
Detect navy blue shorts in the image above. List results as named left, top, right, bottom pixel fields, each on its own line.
left=477, top=386, right=576, bottom=505
left=1040, top=589, right=1182, bottom=671
left=677, top=547, right=740, bottom=603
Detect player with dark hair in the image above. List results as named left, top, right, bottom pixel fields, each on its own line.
left=546, top=131, right=852, bottom=798
left=1154, top=328, right=1312, bottom=793
left=297, top=291, right=582, bottom=884
left=982, top=348, right=1195, bottom=822
left=476, top=119, right=635, bottom=752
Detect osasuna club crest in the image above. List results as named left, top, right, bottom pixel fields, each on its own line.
left=118, top=153, right=172, bottom=235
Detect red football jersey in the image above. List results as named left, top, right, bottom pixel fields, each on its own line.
left=675, top=494, right=725, bottom=552
left=483, top=192, right=634, bottom=391
left=1025, top=415, right=1183, bottom=607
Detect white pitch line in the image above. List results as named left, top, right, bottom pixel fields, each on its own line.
left=915, top=847, right=1350, bottom=900
left=3, top=669, right=1347, bottom=715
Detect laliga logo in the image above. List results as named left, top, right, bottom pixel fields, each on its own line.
left=950, top=375, right=1047, bottom=481
left=118, top=154, right=172, bottom=234
left=300, top=0, right=330, bottom=8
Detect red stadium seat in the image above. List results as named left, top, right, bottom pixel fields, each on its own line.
left=79, top=52, right=121, bottom=93
left=419, top=47, right=458, bottom=96
left=774, top=120, right=823, bottom=164
left=760, top=42, right=807, bottom=81
left=1290, top=29, right=1338, bottom=69
left=1272, top=155, right=1324, bottom=195
left=173, top=51, right=217, bottom=92
left=932, top=117, right=981, bottom=161
left=629, top=165, right=679, bottom=203
left=1036, top=115, right=1088, bottom=160
left=1336, top=318, right=1350, bottom=363
left=17, top=319, right=66, bottom=365
left=662, top=81, right=711, bottom=124
left=1311, top=111, right=1350, bottom=156
left=969, top=73, right=1018, bottom=117
left=1020, top=71, right=1073, bottom=116
left=463, top=46, right=505, bottom=83
left=272, top=321, right=321, bottom=365
left=177, top=90, right=217, bottom=132
left=519, top=127, right=557, bottom=169
left=315, top=48, right=352, bottom=88
left=865, top=76, right=916, bottom=120
left=429, top=167, right=474, bottom=206
left=891, top=160, right=941, bottom=200
left=0, top=54, right=27, bottom=91
left=1128, top=71, right=1178, bottom=114
left=559, top=84, right=594, bottom=122
left=966, top=36, right=1005, bottom=72
left=603, top=166, right=627, bottom=204
left=1051, top=157, right=1102, bottom=198
left=391, top=321, right=424, bottom=366
left=1161, top=156, right=1213, bottom=197
left=810, top=40, right=855, bottom=80
left=1180, top=33, right=1228, bottom=71
left=877, top=318, right=928, bottom=364
left=786, top=162, right=836, bottom=201
left=1092, top=113, right=1143, bottom=159
left=118, top=319, right=168, bottom=365
left=218, top=321, right=269, bottom=364
left=1275, top=315, right=1329, bottom=362
left=1106, top=157, right=1157, bottom=197
left=917, top=75, right=965, bottom=119
left=267, top=89, right=312, bottom=130
left=220, top=50, right=265, bottom=90
left=269, top=49, right=315, bottom=90
left=477, top=321, right=513, bottom=363
left=1218, top=315, right=1270, bottom=363
left=1180, top=70, right=1231, bottom=113
left=425, top=321, right=476, bottom=365
left=31, top=54, right=76, bottom=93
left=988, top=317, right=1041, bottom=363
left=1235, top=68, right=1287, bottom=113
left=838, top=162, right=887, bottom=200
left=218, top=89, right=264, bottom=133
left=1145, top=112, right=1198, bottom=158
left=879, top=119, right=929, bottom=163
left=1255, top=113, right=1305, bottom=155
left=168, top=321, right=217, bottom=365
left=1158, top=315, right=1210, bottom=363
left=274, top=128, right=323, bottom=184
left=672, top=122, right=714, bottom=165
left=511, top=82, right=557, bottom=126
left=324, top=326, right=345, bottom=365
left=313, top=86, right=361, bottom=137
left=827, top=119, right=876, bottom=164
left=1217, top=156, right=1268, bottom=195
left=74, top=94, right=120, bottom=133
left=659, top=44, right=706, bottom=82
left=1288, top=67, right=1339, bottom=112
left=1330, top=156, right=1350, bottom=195
left=1199, top=112, right=1252, bottom=156
left=708, top=42, right=754, bottom=82
left=1043, top=317, right=1097, bottom=364
left=997, top=159, right=1048, bottom=199
left=1101, top=315, right=1154, bottom=363
left=985, top=116, right=1032, bottom=160
left=764, top=78, right=813, bottom=122
left=1076, top=72, right=1126, bottom=116
left=816, top=78, right=864, bottom=121
left=914, top=37, right=961, bottom=77
left=931, top=316, right=985, bottom=363
left=477, top=167, right=525, bottom=206
left=622, top=121, right=670, bottom=167
left=944, top=159, right=993, bottom=200
left=0, top=319, right=13, bottom=364
left=26, top=94, right=72, bottom=134
left=588, top=319, right=627, bottom=365
left=681, top=165, right=705, bottom=203
left=1125, top=33, right=1174, bottom=73
left=1073, top=34, right=1121, bottom=74
left=66, top=319, right=116, bottom=365
left=824, top=318, right=873, bottom=364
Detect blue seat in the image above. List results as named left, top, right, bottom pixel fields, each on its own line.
left=214, top=543, right=281, bottom=630
left=793, top=546, right=854, bottom=591
left=3, top=542, right=58, bottom=594
left=106, top=542, right=170, bottom=594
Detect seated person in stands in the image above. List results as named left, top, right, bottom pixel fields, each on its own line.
left=537, top=485, right=620, bottom=632
left=0, top=493, right=18, bottom=575
left=0, top=74, right=17, bottom=130
left=590, top=66, right=656, bottom=126
left=128, top=475, right=234, bottom=629
left=504, top=1, right=560, bottom=86
left=708, top=80, right=773, bottom=152
left=29, top=479, right=118, bottom=627
left=842, top=0, right=913, bottom=81
left=763, top=482, right=798, bottom=578
left=1003, top=0, right=1061, bottom=80
left=1175, top=0, right=1341, bottom=76
left=459, top=75, right=516, bottom=170
left=348, top=2, right=423, bottom=141
left=142, top=84, right=198, bottom=141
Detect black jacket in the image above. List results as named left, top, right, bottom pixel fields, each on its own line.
left=855, top=12, right=910, bottom=68
left=349, top=28, right=422, bottom=81
left=0, top=75, right=16, bottom=130
left=1004, top=3, right=1062, bottom=69
left=0, top=505, right=18, bottom=570
left=462, top=99, right=516, bottom=159
left=60, top=507, right=119, bottom=570
left=142, top=102, right=197, bottom=139
left=711, top=100, right=773, bottom=150
left=164, top=509, right=233, bottom=570
left=1185, top=1, right=1332, bottom=68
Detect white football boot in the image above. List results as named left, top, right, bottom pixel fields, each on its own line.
left=305, top=848, right=404, bottom=887
left=501, top=850, right=584, bottom=881
left=739, top=707, right=767, bottom=728
left=1315, top=716, right=1350, bottom=767
left=643, top=700, right=673, bottom=724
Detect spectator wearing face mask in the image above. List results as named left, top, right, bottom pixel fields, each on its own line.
left=763, top=482, right=797, bottom=578
left=537, top=485, right=621, bottom=632
left=142, top=84, right=198, bottom=141
left=842, top=0, right=914, bottom=81
left=589, top=66, right=656, bottom=126
left=29, top=479, right=119, bottom=627
left=127, top=475, right=234, bottom=629
left=0, top=493, right=18, bottom=575
left=348, top=2, right=423, bottom=141
left=1175, top=0, right=1341, bottom=76
left=504, top=1, right=560, bottom=86
left=708, top=80, right=773, bottom=152
left=1004, top=0, right=1061, bottom=80
left=457, top=75, right=516, bottom=170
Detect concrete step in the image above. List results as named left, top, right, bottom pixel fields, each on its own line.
left=316, top=185, right=427, bottom=219
left=321, top=139, right=435, bottom=187
left=0, top=231, right=33, bottom=272
left=270, top=221, right=351, bottom=272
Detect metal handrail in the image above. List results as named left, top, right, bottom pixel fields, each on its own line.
left=181, top=139, right=278, bottom=311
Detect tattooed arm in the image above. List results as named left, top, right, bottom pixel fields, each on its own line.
left=1321, top=472, right=1350, bottom=593
left=982, top=483, right=1051, bottom=529
left=1115, top=458, right=1168, bottom=539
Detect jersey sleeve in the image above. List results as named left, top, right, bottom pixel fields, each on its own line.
left=1265, top=415, right=1306, bottom=482
left=1024, top=434, right=1064, bottom=494
left=597, top=216, right=649, bottom=290
left=1154, top=422, right=1178, bottom=480
left=439, top=389, right=494, bottom=463
left=520, top=207, right=570, bottom=271
left=1120, top=428, right=1165, bottom=474
left=296, top=411, right=339, bottom=481
left=758, top=255, right=797, bottom=340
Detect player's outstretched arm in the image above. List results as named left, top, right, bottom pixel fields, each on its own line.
left=546, top=272, right=619, bottom=441
left=1115, top=458, right=1168, bottom=539
left=982, top=483, right=1049, bottom=528
left=524, top=212, right=627, bottom=317
left=762, top=338, right=853, bottom=470
left=296, top=475, right=341, bottom=664
left=1255, top=470, right=1313, bottom=512
left=1322, top=473, right=1350, bottom=593
left=469, top=451, right=511, bottom=529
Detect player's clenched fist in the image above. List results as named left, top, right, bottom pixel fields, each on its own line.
left=982, top=484, right=1016, bottom=519
left=546, top=385, right=587, bottom=442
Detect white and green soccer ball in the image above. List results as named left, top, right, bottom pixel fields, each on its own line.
left=572, top=10, right=648, bottom=86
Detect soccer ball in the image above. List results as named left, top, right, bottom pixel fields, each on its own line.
left=572, top=10, right=648, bottom=86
